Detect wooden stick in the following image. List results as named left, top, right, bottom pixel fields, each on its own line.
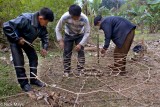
left=97, top=33, right=100, bottom=64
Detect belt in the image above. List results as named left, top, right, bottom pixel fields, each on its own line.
left=65, top=33, right=84, bottom=37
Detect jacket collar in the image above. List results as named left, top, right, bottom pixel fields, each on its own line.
left=99, top=18, right=105, bottom=30
left=31, top=12, right=39, bottom=27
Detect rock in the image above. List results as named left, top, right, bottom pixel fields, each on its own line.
left=84, top=47, right=97, bottom=51
left=27, top=91, right=37, bottom=100
left=0, top=45, right=9, bottom=52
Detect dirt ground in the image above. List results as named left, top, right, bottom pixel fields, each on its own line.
left=0, top=38, right=160, bottom=107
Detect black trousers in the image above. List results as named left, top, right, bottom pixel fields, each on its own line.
left=63, top=34, right=85, bottom=73
left=10, top=43, right=38, bottom=87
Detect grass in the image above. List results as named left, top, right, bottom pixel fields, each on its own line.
left=134, top=33, right=160, bottom=41
left=91, top=30, right=160, bottom=45
left=0, top=52, right=21, bottom=98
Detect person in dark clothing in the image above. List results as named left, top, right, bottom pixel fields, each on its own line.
left=3, top=7, right=54, bottom=92
left=94, top=15, right=136, bottom=75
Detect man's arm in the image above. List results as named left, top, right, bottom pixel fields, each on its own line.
left=55, top=15, right=66, bottom=49
left=39, top=29, right=49, bottom=57
left=102, top=20, right=112, bottom=49
left=3, top=16, right=28, bottom=42
left=79, top=18, right=90, bottom=46
left=55, top=16, right=64, bottom=42
left=40, top=30, right=49, bottom=50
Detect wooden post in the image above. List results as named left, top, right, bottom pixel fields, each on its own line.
left=97, top=33, right=100, bottom=64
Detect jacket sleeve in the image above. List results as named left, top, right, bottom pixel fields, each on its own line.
left=79, top=18, right=90, bottom=46
left=102, top=20, right=112, bottom=49
left=55, top=15, right=65, bottom=41
left=3, top=16, right=29, bottom=42
left=40, top=29, right=49, bottom=50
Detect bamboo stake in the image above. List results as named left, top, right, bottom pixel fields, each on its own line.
left=97, top=33, right=100, bottom=64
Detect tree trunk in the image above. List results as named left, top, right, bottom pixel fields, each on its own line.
left=149, top=23, right=154, bottom=33
left=154, top=24, right=159, bottom=33
left=140, top=21, right=144, bottom=34
left=82, top=0, right=88, bottom=16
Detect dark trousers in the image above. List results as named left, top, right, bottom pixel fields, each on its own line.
left=10, top=43, right=38, bottom=87
left=63, top=34, right=85, bottom=73
left=114, top=29, right=135, bottom=71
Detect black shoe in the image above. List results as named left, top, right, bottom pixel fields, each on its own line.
left=22, top=84, right=32, bottom=92
left=119, top=71, right=127, bottom=76
left=76, top=68, right=84, bottom=76
left=30, top=80, right=46, bottom=87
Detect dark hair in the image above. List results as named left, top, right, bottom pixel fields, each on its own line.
left=94, top=15, right=102, bottom=26
left=39, top=7, right=54, bottom=22
left=69, top=4, right=81, bottom=16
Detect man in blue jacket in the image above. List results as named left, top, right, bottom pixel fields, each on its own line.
left=3, top=7, right=54, bottom=92
left=94, top=15, right=136, bottom=75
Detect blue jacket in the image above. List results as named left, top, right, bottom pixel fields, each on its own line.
left=100, top=16, right=136, bottom=49
left=3, top=12, right=48, bottom=50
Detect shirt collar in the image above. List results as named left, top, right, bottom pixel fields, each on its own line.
left=31, top=12, right=39, bottom=27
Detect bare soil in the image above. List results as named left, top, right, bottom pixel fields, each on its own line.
left=0, top=38, right=160, bottom=107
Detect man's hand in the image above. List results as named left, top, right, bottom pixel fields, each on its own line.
left=40, top=49, right=47, bottom=57
left=59, top=40, right=64, bottom=50
left=74, top=44, right=82, bottom=51
left=18, top=37, right=25, bottom=45
left=101, top=48, right=107, bottom=57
